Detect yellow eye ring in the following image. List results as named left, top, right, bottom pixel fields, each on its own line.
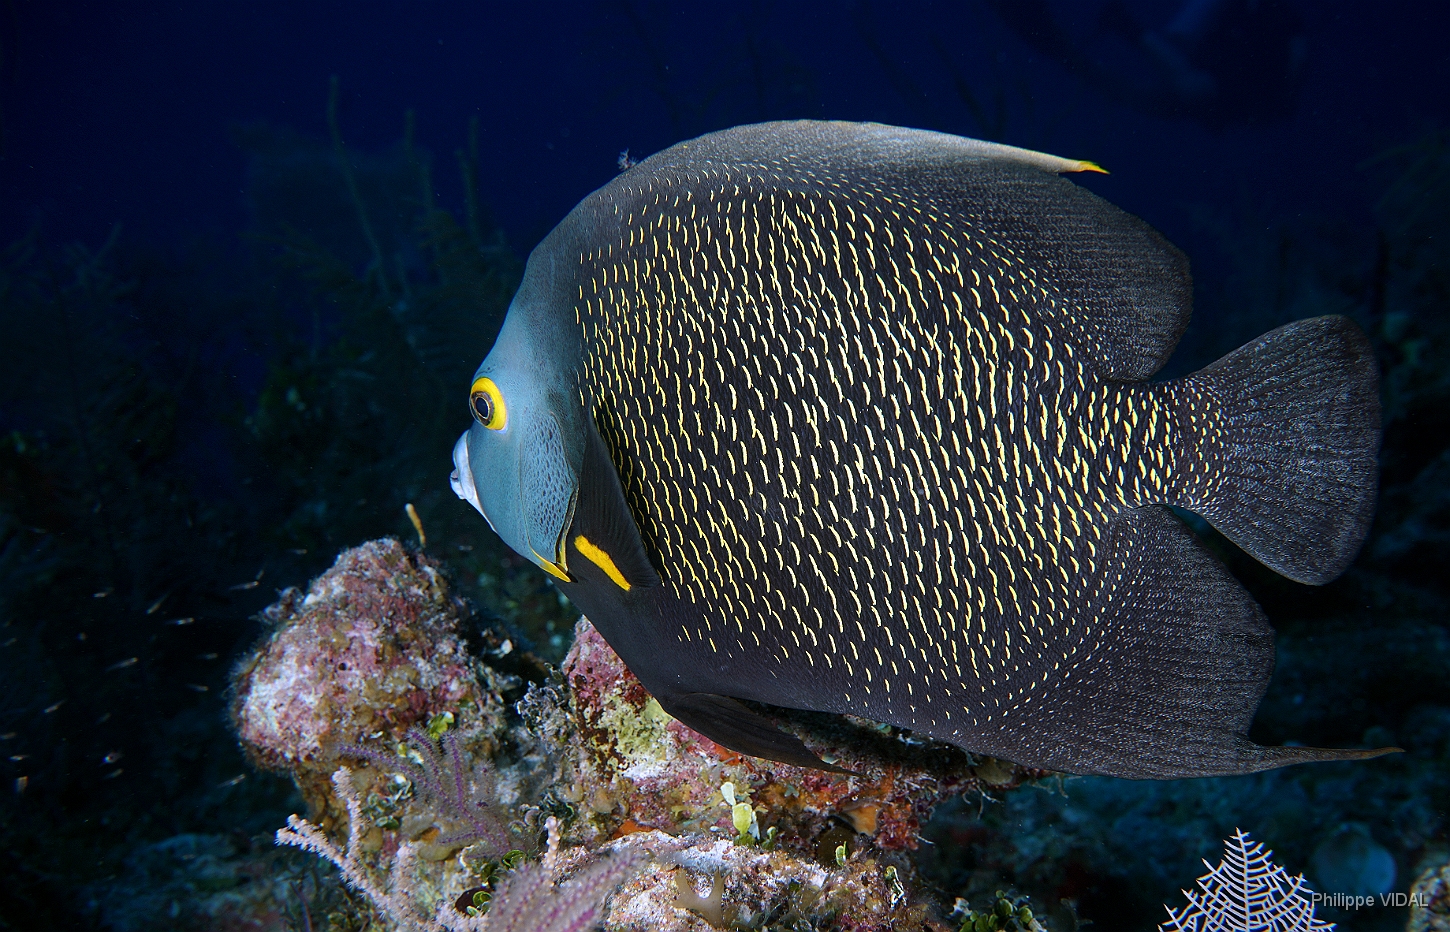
left=469, top=377, right=507, bottom=430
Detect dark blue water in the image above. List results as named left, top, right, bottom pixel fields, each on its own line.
left=1, top=2, right=1446, bottom=929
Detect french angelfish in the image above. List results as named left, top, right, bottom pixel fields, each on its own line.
left=451, top=121, right=1393, bottom=779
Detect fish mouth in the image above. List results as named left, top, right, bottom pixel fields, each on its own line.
left=450, top=432, right=487, bottom=521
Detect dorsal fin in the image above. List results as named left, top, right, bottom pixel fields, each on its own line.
left=621, top=120, right=1192, bottom=381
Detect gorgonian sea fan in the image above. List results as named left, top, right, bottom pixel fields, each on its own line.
left=1161, top=829, right=1334, bottom=932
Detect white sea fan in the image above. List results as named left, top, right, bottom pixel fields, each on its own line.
left=1161, top=829, right=1335, bottom=932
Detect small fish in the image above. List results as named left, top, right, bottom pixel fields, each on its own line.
left=42, top=701, right=64, bottom=715
left=229, top=568, right=264, bottom=591
left=451, top=121, right=1391, bottom=779
left=217, top=773, right=246, bottom=788
left=102, top=751, right=123, bottom=765
left=106, top=657, right=138, bottom=672
left=167, top=617, right=195, bottom=626
left=146, top=592, right=170, bottom=615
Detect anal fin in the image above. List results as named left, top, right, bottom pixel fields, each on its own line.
left=976, top=506, right=1398, bottom=778
left=658, top=692, right=851, bottom=774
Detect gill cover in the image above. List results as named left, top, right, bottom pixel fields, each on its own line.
left=518, top=412, right=577, bottom=579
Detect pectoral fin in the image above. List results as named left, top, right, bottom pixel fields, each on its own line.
left=565, top=413, right=660, bottom=591
left=658, top=692, right=852, bottom=774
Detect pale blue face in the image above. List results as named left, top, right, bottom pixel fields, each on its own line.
left=450, top=304, right=581, bottom=582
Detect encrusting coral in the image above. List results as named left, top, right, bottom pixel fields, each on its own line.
left=232, top=539, right=1048, bottom=931
left=231, top=538, right=513, bottom=818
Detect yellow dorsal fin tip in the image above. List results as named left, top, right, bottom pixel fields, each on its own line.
left=1071, top=160, right=1109, bottom=175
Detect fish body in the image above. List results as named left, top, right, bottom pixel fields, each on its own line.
left=452, top=121, right=1389, bottom=779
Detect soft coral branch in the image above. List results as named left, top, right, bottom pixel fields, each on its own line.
left=278, top=771, right=643, bottom=932
left=348, top=727, right=513, bottom=851
left=276, top=767, right=435, bottom=930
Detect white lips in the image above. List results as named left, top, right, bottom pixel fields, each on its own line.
left=450, top=433, right=485, bottom=518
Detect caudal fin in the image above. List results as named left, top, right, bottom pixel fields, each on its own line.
left=1189, top=315, right=1380, bottom=585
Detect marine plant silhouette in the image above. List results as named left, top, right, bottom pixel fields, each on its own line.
left=0, top=83, right=561, bottom=928
left=239, top=88, right=520, bottom=555
left=1160, top=829, right=1332, bottom=932
left=0, top=222, right=304, bottom=930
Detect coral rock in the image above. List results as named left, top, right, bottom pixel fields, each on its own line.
left=1410, top=852, right=1450, bottom=932
left=598, top=831, right=939, bottom=932
left=231, top=538, right=506, bottom=808
left=239, top=546, right=1043, bottom=932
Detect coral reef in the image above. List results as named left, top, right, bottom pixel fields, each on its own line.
left=276, top=771, right=645, bottom=932
left=232, top=540, right=1048, bottom=931
left=231, top=538, right=511, bottom=818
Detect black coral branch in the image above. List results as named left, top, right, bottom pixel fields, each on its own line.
left=1160, top=829, right=1334, bottom=932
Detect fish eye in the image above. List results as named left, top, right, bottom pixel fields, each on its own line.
left=469, top=377, right=507, bottom=430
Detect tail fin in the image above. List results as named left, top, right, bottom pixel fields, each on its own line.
left=1188, top=315, right=1380, bottom=585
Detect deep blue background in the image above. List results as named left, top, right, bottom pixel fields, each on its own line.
left=4, top=0, right=1447, bottom=266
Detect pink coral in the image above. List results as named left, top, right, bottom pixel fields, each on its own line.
left=231, top=538, right=496, bottom=775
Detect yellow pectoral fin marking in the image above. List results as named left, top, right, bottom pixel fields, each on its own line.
left=531, top=547, right=572, bottom=582
left=574, top=535, right=632, bottom=591
left=1068, top=159, right=1108, bottom=174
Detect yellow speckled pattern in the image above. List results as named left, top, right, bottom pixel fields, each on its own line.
left=567, top=156, right=1223, bottom=736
